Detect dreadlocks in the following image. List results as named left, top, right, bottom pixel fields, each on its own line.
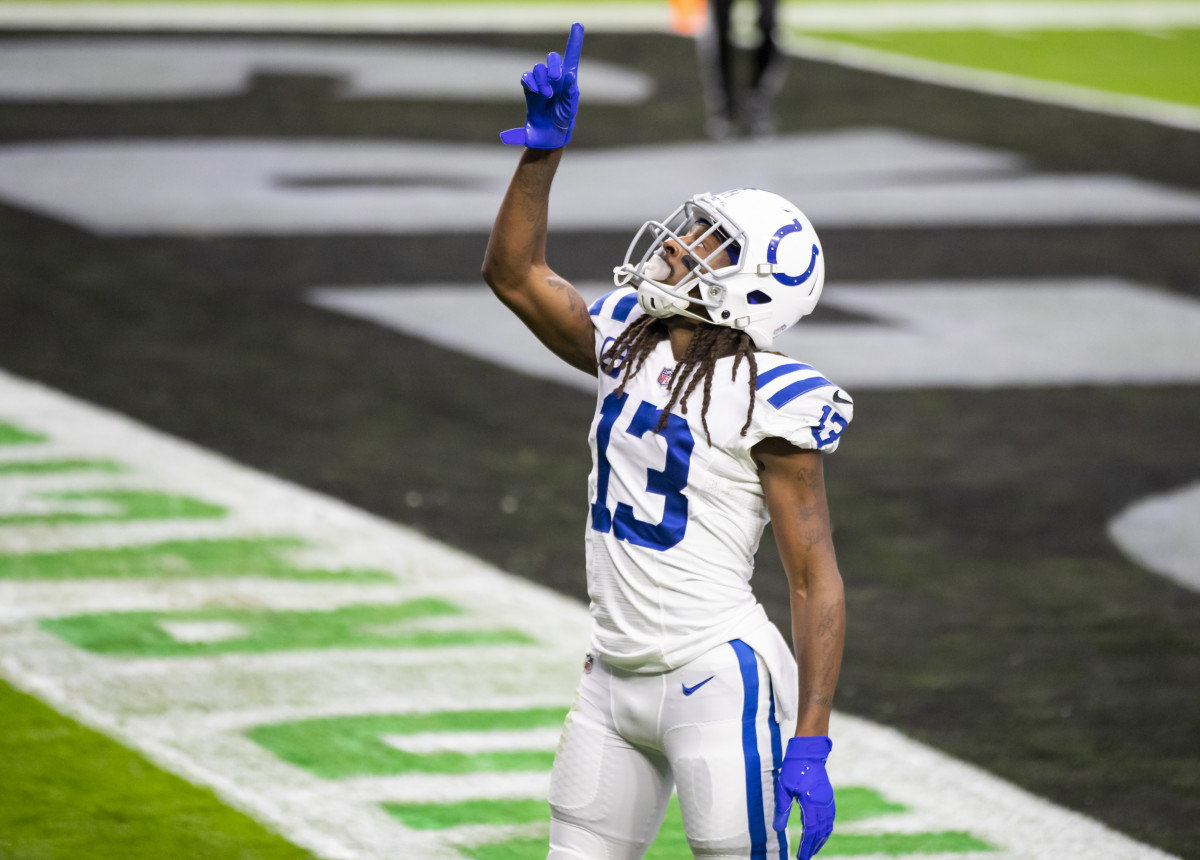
left=599, top=315, right=759, bottom=445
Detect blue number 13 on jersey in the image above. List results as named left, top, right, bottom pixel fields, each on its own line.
left=591, top=392, right=695, bottom=552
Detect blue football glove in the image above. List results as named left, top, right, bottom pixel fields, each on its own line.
left=775, top=736, right=836, bottom=860
left=499, top=22, right=583, bottom=149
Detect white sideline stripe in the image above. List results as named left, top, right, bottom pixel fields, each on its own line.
left=1108, top=480, right=1200, bottom=593
left=2, top=2, right=1200, bottom=33
left=0, top=365, right=1182, bottom=860
left=380, top=727, right=562, bottom=755
left=85, top=641, right=549, bottom=675
left=284, top=771, right=553, bottom=805
left=121, top=696, right=574, bottom=734
left=36, top=647, right=585, bottom=719
left=0, top=581, right=414, bottom=624
left=785, top=34, right=1200, bottom=133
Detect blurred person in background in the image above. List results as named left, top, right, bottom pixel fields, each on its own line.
left=697, top=0, right=787, bottom=140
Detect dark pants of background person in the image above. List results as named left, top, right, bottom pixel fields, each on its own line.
left=697, top=0, right=786, bottom=140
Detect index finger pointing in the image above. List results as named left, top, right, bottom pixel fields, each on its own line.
left=563, top=22, right=584, bottom=74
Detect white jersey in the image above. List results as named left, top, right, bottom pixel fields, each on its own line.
left=585, top=287, right=853, bottom=717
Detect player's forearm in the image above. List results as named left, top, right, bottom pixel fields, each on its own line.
left=791, top=566, right=845, bottom=736
left=482, top=147, right=563, bottom=292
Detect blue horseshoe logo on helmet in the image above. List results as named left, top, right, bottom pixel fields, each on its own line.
left=766, top=219, right=820, bottom=287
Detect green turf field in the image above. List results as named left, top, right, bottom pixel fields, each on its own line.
left=807, top=28, right=1200, bottom=108
left=0, top=680, right=319, bottom=860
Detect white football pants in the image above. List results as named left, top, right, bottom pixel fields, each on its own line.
left=547, top=639, right=789, bottom=860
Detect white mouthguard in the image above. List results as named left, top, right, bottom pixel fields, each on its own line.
left=643, top=255, right=671, bottom=281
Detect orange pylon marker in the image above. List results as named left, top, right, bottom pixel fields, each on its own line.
left=668, top=0, right=708, bottom=35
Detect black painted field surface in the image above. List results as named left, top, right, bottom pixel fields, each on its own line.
left=0, top=29, right=1198, bottom=858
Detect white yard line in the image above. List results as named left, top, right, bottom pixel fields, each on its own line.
left=0, top=366, right=1181, bottom=859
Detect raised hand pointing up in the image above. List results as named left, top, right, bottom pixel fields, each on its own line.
left=500, top=22, right=584, bottom=149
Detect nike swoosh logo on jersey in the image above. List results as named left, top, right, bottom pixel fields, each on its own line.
left=682, top=676, right=715, bottom=696
left=833, top=390, right=853, bottom=404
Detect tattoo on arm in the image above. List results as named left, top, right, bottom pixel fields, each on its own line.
left=793, top=458, right=822, bottom=489
left=547, top=275, right=577, bottom=307
left=817, top=600, right=841, bottom=639
left=547, top=275, right=591, bottom=326
left=823, top=601, right=843, bottom=681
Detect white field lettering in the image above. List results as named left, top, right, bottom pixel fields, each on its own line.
left=0, top=368, right=1178, bottom=860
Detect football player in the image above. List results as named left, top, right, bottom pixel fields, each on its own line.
left=484, top=23, right=849, bottom=860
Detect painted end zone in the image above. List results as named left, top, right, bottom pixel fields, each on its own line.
left=0, top=367, right=1179, bottom=859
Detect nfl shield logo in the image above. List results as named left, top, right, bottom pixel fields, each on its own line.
left=583, top=653, right=594, bottom=674
left=658, top=366, right=675, bottom=387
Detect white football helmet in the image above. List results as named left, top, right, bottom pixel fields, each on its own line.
left=613, top=188, right=824, bottom=349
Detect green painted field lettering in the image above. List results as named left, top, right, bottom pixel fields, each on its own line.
left=385, top=798, right=549, bottom=830
left=457, top=789, right=993, bottom=859
left=821, top=830, right=994, bottom=855
left=249, top=707, right=568, bottom=779
left=0, top=422, right=47, bottom=445
left=0, top=490, right=226, bottom=526
left=0, top=459, right=124, bottom=475
left=40, top=599, right=534, bottom=657
left=0, top=537, right=393, bottom=583
left=834, top=785, right=908, bottom=823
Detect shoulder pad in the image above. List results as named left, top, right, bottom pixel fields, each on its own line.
left=743, top=357, right=852, bottom=453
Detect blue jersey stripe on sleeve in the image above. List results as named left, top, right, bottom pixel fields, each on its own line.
left=588, top=292, right=612, bottom=317
left=754, top=362, right=816, bottom=389
left=589, top=289, right=639, bottom=321
left=767, top=375, right=834, bottom=409
left=612, top=292, right=639, bottom=322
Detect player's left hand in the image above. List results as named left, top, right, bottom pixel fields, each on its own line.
left=500, top=22, right=583, bottom=149
left=774, top=735, right=836, bottom=859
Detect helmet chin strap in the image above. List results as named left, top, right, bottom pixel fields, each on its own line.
left=617, top=253, right=724, bottom=323
left=635, top=278, right=716, bottom=323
